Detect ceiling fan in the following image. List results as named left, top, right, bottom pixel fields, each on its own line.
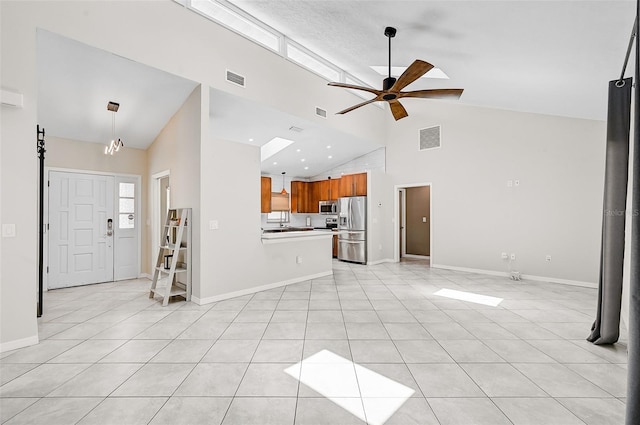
left=328, top=26, right=464, bottom=121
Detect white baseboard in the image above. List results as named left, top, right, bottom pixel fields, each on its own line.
left=192, top=271, right=334, bottom=305
left=402, top=254, right=430, bottom=260
left=0, top=335, right=39, bottom=353
left=367, top=258, right=395, bottom=265
left=138, top=273, right=152, bottom=280
left=431, top=264, right=596, bottom=289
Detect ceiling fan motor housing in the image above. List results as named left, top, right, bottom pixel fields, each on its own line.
left=383, top=77, right=397, bottom=91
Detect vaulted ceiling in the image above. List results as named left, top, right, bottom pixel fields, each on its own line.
left=35, top=1, right=636, bottom=178
left=229, top=0, right=635, bottom=121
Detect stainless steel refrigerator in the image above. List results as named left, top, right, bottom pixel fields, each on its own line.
left=337, top=196, right=367, bottom=264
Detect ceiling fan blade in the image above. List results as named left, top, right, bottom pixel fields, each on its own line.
left=388, top=100, right=409, bottom=121
left=389, top=59, right=434, bottom=93
left=336, top=98, right=378, bottom=115
left=399, top=88, right=464, bottom=99
left=328, top=82, right=382, bottom=96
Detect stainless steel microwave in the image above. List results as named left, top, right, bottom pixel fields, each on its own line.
left=319, top=200, right=337, bottom=215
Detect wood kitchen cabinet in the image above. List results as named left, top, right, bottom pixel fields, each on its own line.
left=306, top=181, right=322, bottom=213
left=332, top=234, right=338, bottom=258
left=329, top=178, right=340, bottom=201
left=339, top=172, right=367, bottom=197
left=261, top=176, right=271, bottom=213
left=290, top=181, right=309, bottom=213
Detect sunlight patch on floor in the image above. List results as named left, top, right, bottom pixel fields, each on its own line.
left=434, top=288, right=503, bottom=306
left=285, top=350, right=414, bottom=425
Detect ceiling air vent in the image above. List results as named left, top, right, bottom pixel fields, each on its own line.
left=225, top=69, right=246, bottom=88
left=315, top=107, right=327, bottom=118
left=419, top=125, right=441, bottom=150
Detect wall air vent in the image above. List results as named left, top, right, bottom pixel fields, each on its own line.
left=289, top=126, right=304, bottom=133
left=315, top=107, right=327, bottom=118
left=225, top=69, right=246, bottom=87
left=419, top=125, right=441, bottom=150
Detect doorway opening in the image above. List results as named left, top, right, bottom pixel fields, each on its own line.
left=395, top=183, right=432, bottom=265
left=152, top=170, right=170, bottom=274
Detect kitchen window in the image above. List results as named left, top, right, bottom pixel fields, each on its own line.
left=267, top=211, right=290, bottom=223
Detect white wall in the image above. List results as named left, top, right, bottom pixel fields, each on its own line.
left=386, top=100, right=606, bottom=285
left=368, top=170, right=395, bottom=264
left=147, top=85, right=202, bottom=287
left=1, top=4, right=40, bottom=351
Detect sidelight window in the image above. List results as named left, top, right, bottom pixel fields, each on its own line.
left=118, top=182, right=135, bottom=229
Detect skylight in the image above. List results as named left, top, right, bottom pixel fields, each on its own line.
left=285, top=350, right=414, bottom=425
left=434, top=288, right=503, bottom=306
left=260, top=137, right=294, bottom=161
left=370, top=66, right=449, bottom=79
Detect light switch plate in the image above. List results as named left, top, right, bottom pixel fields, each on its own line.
left=209, top=220, right=219, bottom=230
left=2, top=224, right=16, bottom=238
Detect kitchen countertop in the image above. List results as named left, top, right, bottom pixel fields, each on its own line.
left=261, top=229, right=335, bottom=244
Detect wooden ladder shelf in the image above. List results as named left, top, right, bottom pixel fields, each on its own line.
left=149, top=208, right=192, bottom=306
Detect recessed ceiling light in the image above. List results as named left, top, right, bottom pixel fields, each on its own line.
left=326, top=145, right=331, bottom=149
left=304, top=166, right=309, bottom=170
left=249, top=138, right=254, bottom=142
left=328, top=155, right=333, bottom=159
left=301, top=158, right=306, bottom=162
left=296, top=149, right=301, bottom=152
left=370, top=65, right=450, bottom=79
left=273, top=161, right=277, bottom=165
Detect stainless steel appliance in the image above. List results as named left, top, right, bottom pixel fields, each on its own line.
left=337, top=196, right=366, bottom=264
left=326, top=217, right=338, bottom=229
left=319, top=200, right=337, bottom=215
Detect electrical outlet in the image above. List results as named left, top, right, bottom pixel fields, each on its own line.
left=296, top=256, right=303, bottom=264
left=510, top=253, right=516, bottom=261
left=209, top=220, right=219, bottom=230
left=545, top=255, right=552, bottom=262
left=501, top=252, right=508, bottom=260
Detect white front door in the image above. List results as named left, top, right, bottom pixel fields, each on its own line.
left=49, top=171, right=115, bottom=289
left=114, top=176, right=139, bottom=280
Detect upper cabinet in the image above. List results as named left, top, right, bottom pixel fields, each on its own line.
left=261, top=176, right=271, bottom=213
left=329, top=178, right=341, bottom=201
left=266, top=173, right=367, bottom=214
left=314, top=178, right=339, bottom=201
left=339, top=172, right=367, bottom=197
left=290, top=181, right=309, bottom=213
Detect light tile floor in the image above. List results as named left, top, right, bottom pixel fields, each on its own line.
left=0, top=259, right=628, bottom=425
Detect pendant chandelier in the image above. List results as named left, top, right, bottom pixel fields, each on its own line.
left=104, top=101, right=124, bottom=155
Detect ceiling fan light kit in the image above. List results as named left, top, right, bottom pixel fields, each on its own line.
left=328, top=26, right=464, bottom=121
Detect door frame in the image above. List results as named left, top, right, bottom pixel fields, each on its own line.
left=399, top=188, right=407, bottom=257
left=151, top=169, right=170, bottom=275
left=394, top=182, right=433, bottom=264
left=44, top=167, right=142, bottom=290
